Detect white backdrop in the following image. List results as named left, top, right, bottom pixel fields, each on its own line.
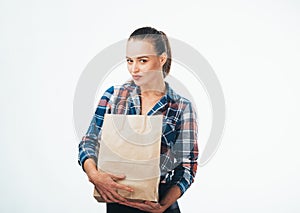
left=1, top=0, right=300, bottom=212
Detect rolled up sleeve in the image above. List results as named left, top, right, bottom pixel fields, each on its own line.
left=172, top=102, right=199, bottom=196
left=78, top=86, right=114, bottom=170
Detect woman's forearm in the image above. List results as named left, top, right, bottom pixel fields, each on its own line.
left=83, top=158, right=99, bottom=181
left=160, top=185, right=181, bottom=210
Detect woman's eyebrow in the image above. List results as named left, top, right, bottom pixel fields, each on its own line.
left=137, top=56, right=150, bottom=59
left=126, top=55, right=152, bottom=59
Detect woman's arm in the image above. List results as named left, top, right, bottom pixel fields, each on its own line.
left=78, top=86, right=115, bottom=168
left=78, top=86, right=133, bottom=203
left=172, top=101, right=199, bottom=195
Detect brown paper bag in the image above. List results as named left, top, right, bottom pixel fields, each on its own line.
left=94, top=114, right=163, bottom=202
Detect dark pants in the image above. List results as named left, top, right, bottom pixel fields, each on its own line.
left=107, top=183, right=181, bottom=213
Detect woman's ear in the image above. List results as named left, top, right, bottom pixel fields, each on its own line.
left=160, top=52, right=167, bottom=66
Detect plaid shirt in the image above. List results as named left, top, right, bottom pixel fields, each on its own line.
left=78, top=80, right=198, bottom=195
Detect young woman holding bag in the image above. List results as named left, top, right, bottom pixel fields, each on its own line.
left=78, top=26, right=199, bottom=213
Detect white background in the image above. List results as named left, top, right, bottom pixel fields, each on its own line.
left=1, top=0, right=300, bottom=212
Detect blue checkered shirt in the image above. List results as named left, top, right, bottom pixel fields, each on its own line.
left=78, top=80, right=198, bottom=195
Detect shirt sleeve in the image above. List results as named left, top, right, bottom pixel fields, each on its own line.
left=78, top=86, right=114, bottom=170
left=171, top=101, right=199, bottom=196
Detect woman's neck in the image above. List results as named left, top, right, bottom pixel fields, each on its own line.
left=140, top=80, right=166, bottom=98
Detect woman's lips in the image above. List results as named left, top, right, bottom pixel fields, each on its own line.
left=132, top=75, right=142, bottom=80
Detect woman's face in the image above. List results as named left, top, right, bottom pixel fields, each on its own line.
left=126, top=39, right=166, bottom=87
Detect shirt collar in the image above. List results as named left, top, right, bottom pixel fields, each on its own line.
left=127, top=80, right=181, bottom=115
left=128, top=80, right=180, bottom=102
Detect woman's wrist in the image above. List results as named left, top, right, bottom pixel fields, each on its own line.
left=87, top=170, right=99, bottom=183
left=83, top=158, right=99, bottom=182
left=158, top=203, right=168, bottom=212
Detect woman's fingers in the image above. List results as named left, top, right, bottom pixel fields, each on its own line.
left=119, top=201, right=140, bottom=209
left=144, top=201, right=161, bottom=209
left=92, top=171, right=133, bottom=202
left=98, top=189, right=112, bottom=203
left=98, top=171, right=133, bottom=192
left=120, top=200, right=162, bottom=212
left=103, top=190, right=119, bottom=203
left=107, top=173, right=126, bottom=181
left=97, top=187, right=122, bottom=203
left=109, top=189, right=127, bottom=202
left=112, top=181, right=134, bottom=192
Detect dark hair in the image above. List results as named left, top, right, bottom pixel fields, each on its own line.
left=128, top=27, right=172, bottom=77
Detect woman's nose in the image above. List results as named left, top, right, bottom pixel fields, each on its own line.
left=131, top=62, right=139, bottom=73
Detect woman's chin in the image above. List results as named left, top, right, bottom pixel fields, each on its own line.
left=132, top=79, right=143, bottom=86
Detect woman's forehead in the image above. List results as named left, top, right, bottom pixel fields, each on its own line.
left=126, top=39, right=157, bottom=57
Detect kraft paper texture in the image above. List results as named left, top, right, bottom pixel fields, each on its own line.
left=94, top=114, right=162, bottom=202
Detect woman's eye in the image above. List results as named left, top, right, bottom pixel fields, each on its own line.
left=127, top=59, right=133, bottom=63
left=140, top=59, right=147, bottom=63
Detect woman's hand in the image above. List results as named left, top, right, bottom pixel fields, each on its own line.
left=119, top=200, right=167, bottom=213
left=84, top=158, right=133, bottom=203
left=120, top=185, right=182, bottom=212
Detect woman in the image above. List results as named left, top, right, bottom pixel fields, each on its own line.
left=78, top=27, right=199, bottom=213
